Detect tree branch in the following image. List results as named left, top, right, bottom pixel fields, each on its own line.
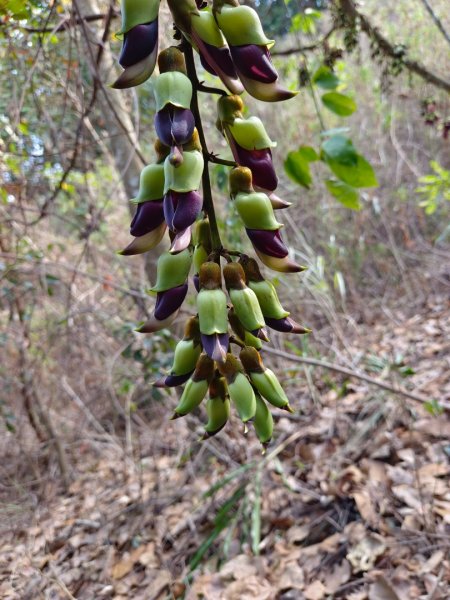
left=337, top=0, right=450, bottom=93
left=419, top=0, right=450, bottom=48
left=23, top=12, right=119, bottom=34
left=263, top=347, right=449, bottom=410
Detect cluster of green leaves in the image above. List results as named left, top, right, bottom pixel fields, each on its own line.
left=416, top=160, right=450, bottom=215
left=285, top=63, right=378, bottom=210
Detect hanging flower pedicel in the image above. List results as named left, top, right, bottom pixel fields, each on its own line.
left=212, top=0, right=297, bottom=102
left=112, top=0, right=160, bottom=89
left=114, top=1, right=312, bottom=449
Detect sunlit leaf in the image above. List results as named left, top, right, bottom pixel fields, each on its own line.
left=321, top=92, right=357, bottom=116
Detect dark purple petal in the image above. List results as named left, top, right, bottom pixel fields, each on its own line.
left=154, top=283, right=188, bottom=320
left=199, top=42, right=238, bottom=79
left=246, top=229, right=288, bottom=258
left=119, top=21, right=158, bottom=68
left=164, top=191, right=203, bottom=232
left=232, top=144, right=278, bottom=192
left=154, top=371, right=193, bottom=387
left=265, top=316, right=311, bottom=334
left=155, top=107, right=195, bottom=147
left=200, top=51, right=218, bottom=76
left=201, top=333, right=228, bottom=363
left=130, top=200, right=164, bottom=237
left=193, top=274, right=200, bottom=292
left=251, top=327, right=270, bottom=342
left=229, top=45, right=278, bottom=84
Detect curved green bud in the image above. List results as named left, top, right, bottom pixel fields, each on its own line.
left=214, top=5, right=274, bottom=48
left=235, top=192, right=282, bottom=230
left=193, top=218, right=212, bottom=273
left=228, top=117, right=276, bottom=151
left=173, top=378, right=208, bottom=417
left=118, top=0, right=160, bottom=35
left=191, top=10, right=226, bottom=47
left=229, top=288, right=265, bottom=332
left=166, top=0, right=199, bottom=33
left=253, top=394, right=273, bottom=445
left=249, top=369, right=292, bottom=411
left=197, top=289, right=228, bottom=334
left=248, top=280, right=289, bottom=320
left=150, top=249, right=192, bottom=292
left=228, top=372, right=256, bottom=422
left=153, top=71, right=193, bottom=111
left=171, top=339, right=202, bottom=376
left=131, top=163, right=165, bottom=204
left=118, top=222, right=166, bottom=255
left=164, top=150, right=204, bottom=193
left=204, top=396, right=230, bottom=436
left=228, top=308, right=262, bottom=350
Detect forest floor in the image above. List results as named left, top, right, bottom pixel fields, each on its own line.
left=1, top=294, right=449, bottom=600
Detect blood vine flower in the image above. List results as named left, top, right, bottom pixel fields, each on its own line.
left=114, top=0, right=308, bottom=447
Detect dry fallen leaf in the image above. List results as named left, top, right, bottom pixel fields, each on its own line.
left=323, top=559, right=351, bottom=594
left=304, top=580, right=327, bottom=600
left=368, top=575, right=402, bottom=600
left=347, top=534, right=386, bottom=572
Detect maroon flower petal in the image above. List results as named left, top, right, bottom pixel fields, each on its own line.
left=265, top=317, right=311, bottom=334
left=154, top=371, right=193, bottom=387
left=155, top=106, right=195, bottom=148
left=119, top=21, right=158, bottom=68
left=130, top=200, right=164, bottom=237
left=201, top=333, right=229, bottom=363
left=231, top=144, right=278, bottom=192
left=164, top=191, right=203, bottom=232
left=154, top=283, right=188, bottom=321
left=229, top=45, right=278, bottom=84
left=246, top=228, right=288, bottom=258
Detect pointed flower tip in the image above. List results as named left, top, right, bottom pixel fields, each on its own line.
left=170, top=412, right=182, bottom=421
left=283, top=404, right=295, bottom=414
left=153, top=378, right=167, bottom=388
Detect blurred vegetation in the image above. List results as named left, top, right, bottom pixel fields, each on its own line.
left=0, top=0, right=449, bottom=492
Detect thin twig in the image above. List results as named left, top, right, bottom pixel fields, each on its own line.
left=262, top=347, right=448, bottom=409
left=419, top=0, right=450, bottom=48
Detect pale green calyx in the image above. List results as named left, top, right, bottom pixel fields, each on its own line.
left=248, top=280, right=289, bottom=320
left=229, top=288, right=265, bottom=331
left=228, top=117, right=276, bottom=150
left=214, top=5, right=274, bottom=48
left=131, top=163, right=165, bottom=204
left=197, top=289, right=228, bottom=334
left=153, top=72, right=193, bottom=111
left=119, top=0, right=160, bottom=35
left=150, top=249, right=192, bottom=292
left=164, top=150, right=204, bottom=193
left=234, top=192, right=282, bottom=230
left=191, top=9, right=226, bottom=47
left=171, top=339, right=202, bottom=375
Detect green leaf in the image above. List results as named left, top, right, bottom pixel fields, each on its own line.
left=322, top=136, right=378, bottom=188
left=284, top=146, right=318, bottom=189
left=325, top=179, right=361, bottom=210
left=322, top=135, right=358, bottom=166
left=312, top=66, right=339, bottom=90
left=424, top=399, right=443, bottom=417
left=321, top=92, right=357, bottom=117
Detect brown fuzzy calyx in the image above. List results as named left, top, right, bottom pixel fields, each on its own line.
left=239, top=256, right=264, bottom=283
left=223, top=262, right=246, bottom=290
left=199, top=262, right=222, bottom=290
left=216, top=353, right=242, bottom=383
left=192, top=353, right=215, bottom=382
left=218, top=95, right=244, bottom=124
left=158, top=47, right=187, bottom=74
left=154, top=138, right=170, bottom=163
left=183, top=129, right=202, bottom=152
left=229, top=166, right=253, bottom=197
left=239, top=346, right=265, bottom=374
left=183, top=315, right=200, bottom=342
left=209, top=375, right=227, bottom=399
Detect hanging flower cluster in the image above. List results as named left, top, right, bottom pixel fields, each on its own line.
left=114, top=0, right=309, bottom=447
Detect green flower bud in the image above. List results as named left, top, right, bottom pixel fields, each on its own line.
left=217, top=95, right=245, bottom=125
left=197, top=289, right=228, bottom=334
left=253, top=394, right=273, bottom=445
left=130, top=163, right=165, bottom=204
left=172, top=353, right=215, bottom=417
left=240, top=346, right=293, bottom=411
left=193, top=219, right=212, bottom=273
left=228, top=308, right=262, bottom=350
left=213, top=4, right=274, bottom=48
left=153, top=71, right=193, bottom=111
left=234, top=191, right=282, bottom=230
left=164, top=150, right=204, bottom=193
left=150, top=249, right=192, bottom=293
left=218, top=354, right=256, bottom=422
left=171, top=339, right=202, bottom=376
left=191, top=10, right=226, bottom=47
left=248, top=280, right=289, bottom=320
left=203, top=376, right=230, bottom=437
left=223, top=263, right=266, bottom=332
left=118, top=0, right=160, bottom=35
left=228, top=117, right=276, bottom=151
